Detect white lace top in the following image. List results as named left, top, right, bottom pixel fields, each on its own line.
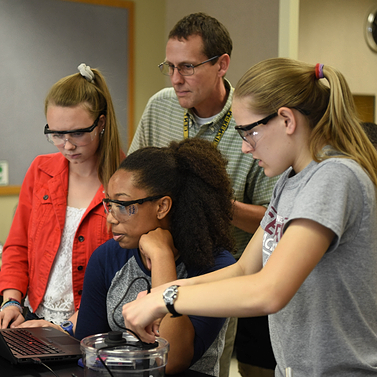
left=25, top=206, right=86, bottom=324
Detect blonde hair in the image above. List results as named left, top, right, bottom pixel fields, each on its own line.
left=44, top=68, right=122, bottom=185
left=234, top=58, right=377, bottom=186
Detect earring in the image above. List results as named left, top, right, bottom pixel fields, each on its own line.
left=100, top=129, right=105, bottom=137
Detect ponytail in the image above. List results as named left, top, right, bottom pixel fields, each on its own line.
left=234, top=58, right=377, bottom=186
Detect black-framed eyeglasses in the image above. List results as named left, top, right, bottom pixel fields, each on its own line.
left=44, top=115, right=101, bottom=147
left=158, top=55, right=220, bottom=76
left=235, top=113, right=278, bottom=147
left=102, top=195, right=165, bottom=222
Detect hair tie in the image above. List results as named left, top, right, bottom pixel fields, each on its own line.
left=315, top=63, right=324, bottom=79
left=78, top=63, right=95, bottom=83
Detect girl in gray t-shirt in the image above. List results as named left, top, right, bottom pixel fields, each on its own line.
left=121, top=58, right=377, bottom=377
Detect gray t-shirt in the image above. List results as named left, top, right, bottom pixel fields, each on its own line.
left=261, top=158, right=377, bottom=376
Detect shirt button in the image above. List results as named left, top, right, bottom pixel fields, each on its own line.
left=78, top=236, right=85, bottom=242
left=43, top=195, right=49, bottom=200
left=78, top=265, right=83, bottom=271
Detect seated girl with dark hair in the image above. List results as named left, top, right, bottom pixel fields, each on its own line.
left=74, top=138, right=236, bottom=376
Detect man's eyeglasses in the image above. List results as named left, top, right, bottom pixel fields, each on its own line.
left=158, top=55, right=219, bottom=76
left=235, top=113, right=278, bottom=148
left=44, top=115, right=101, bottom=147
left=102, top=195, right=164, bottom=222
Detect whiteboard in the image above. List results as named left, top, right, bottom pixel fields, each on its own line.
left=0, top=0, right=132, bottom=185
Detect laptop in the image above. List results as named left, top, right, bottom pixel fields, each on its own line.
left=0, top=327, right=81, bottom=364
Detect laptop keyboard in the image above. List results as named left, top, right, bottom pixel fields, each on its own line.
left=2, top=329, right=63, bottom=356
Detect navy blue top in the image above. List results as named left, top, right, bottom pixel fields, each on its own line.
left=75, top=239, right=236, bottom=367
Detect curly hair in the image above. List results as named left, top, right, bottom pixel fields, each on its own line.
left=118, top=138, right=235, bottom=270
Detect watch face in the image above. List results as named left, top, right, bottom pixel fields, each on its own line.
left=164, top=286, right=178, bottom=305
left=166, top=289, right=175, bottom=299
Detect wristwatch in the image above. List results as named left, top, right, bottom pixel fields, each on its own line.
left=60, top=320, right=74, bottom=336
left=163, top=285, right=182, bottom=318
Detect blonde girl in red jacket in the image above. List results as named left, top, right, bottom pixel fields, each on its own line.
left=0, top=64, right=124, bottom=333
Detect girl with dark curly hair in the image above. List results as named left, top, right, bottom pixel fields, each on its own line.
left=74, top=138, right=236, bottom=376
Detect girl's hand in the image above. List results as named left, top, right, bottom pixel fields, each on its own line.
left=17, top=319, right=62, bottom=332
left=0, top=306, right=25, bottom=329
left=122, top=290, right=168, bottom=343
left=139, top=228, right=178, bottom=270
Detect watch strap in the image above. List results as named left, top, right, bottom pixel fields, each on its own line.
left=166, top=302, right=182, bottom=318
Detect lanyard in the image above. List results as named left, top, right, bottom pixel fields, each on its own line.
left=183, top=109, right=232, bottom=147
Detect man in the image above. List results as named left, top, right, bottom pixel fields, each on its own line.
left=128, top=13, right=277, bottom=377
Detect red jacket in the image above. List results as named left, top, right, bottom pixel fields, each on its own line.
left=0, top=153, right=112, bottom=312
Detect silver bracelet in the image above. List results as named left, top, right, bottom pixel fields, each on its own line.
left=1, top=302, right=23, bottom=313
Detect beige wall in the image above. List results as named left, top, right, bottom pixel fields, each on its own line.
left=298, top=0, right=377, bottom=120
left=164, top=0, right=280, bottom=86
left=127, top=0, right=166, bottom=142
left=131, top=0, right=280, bottom=130
left=134, top=0, right=377, bottom=126
left=0, top=195, right=18, bottom=245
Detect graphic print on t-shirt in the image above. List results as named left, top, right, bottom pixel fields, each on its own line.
left=262, top=206, right=288, bottom=264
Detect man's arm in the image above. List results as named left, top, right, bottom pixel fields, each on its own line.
left=231, top=200, right=267, bottom=234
